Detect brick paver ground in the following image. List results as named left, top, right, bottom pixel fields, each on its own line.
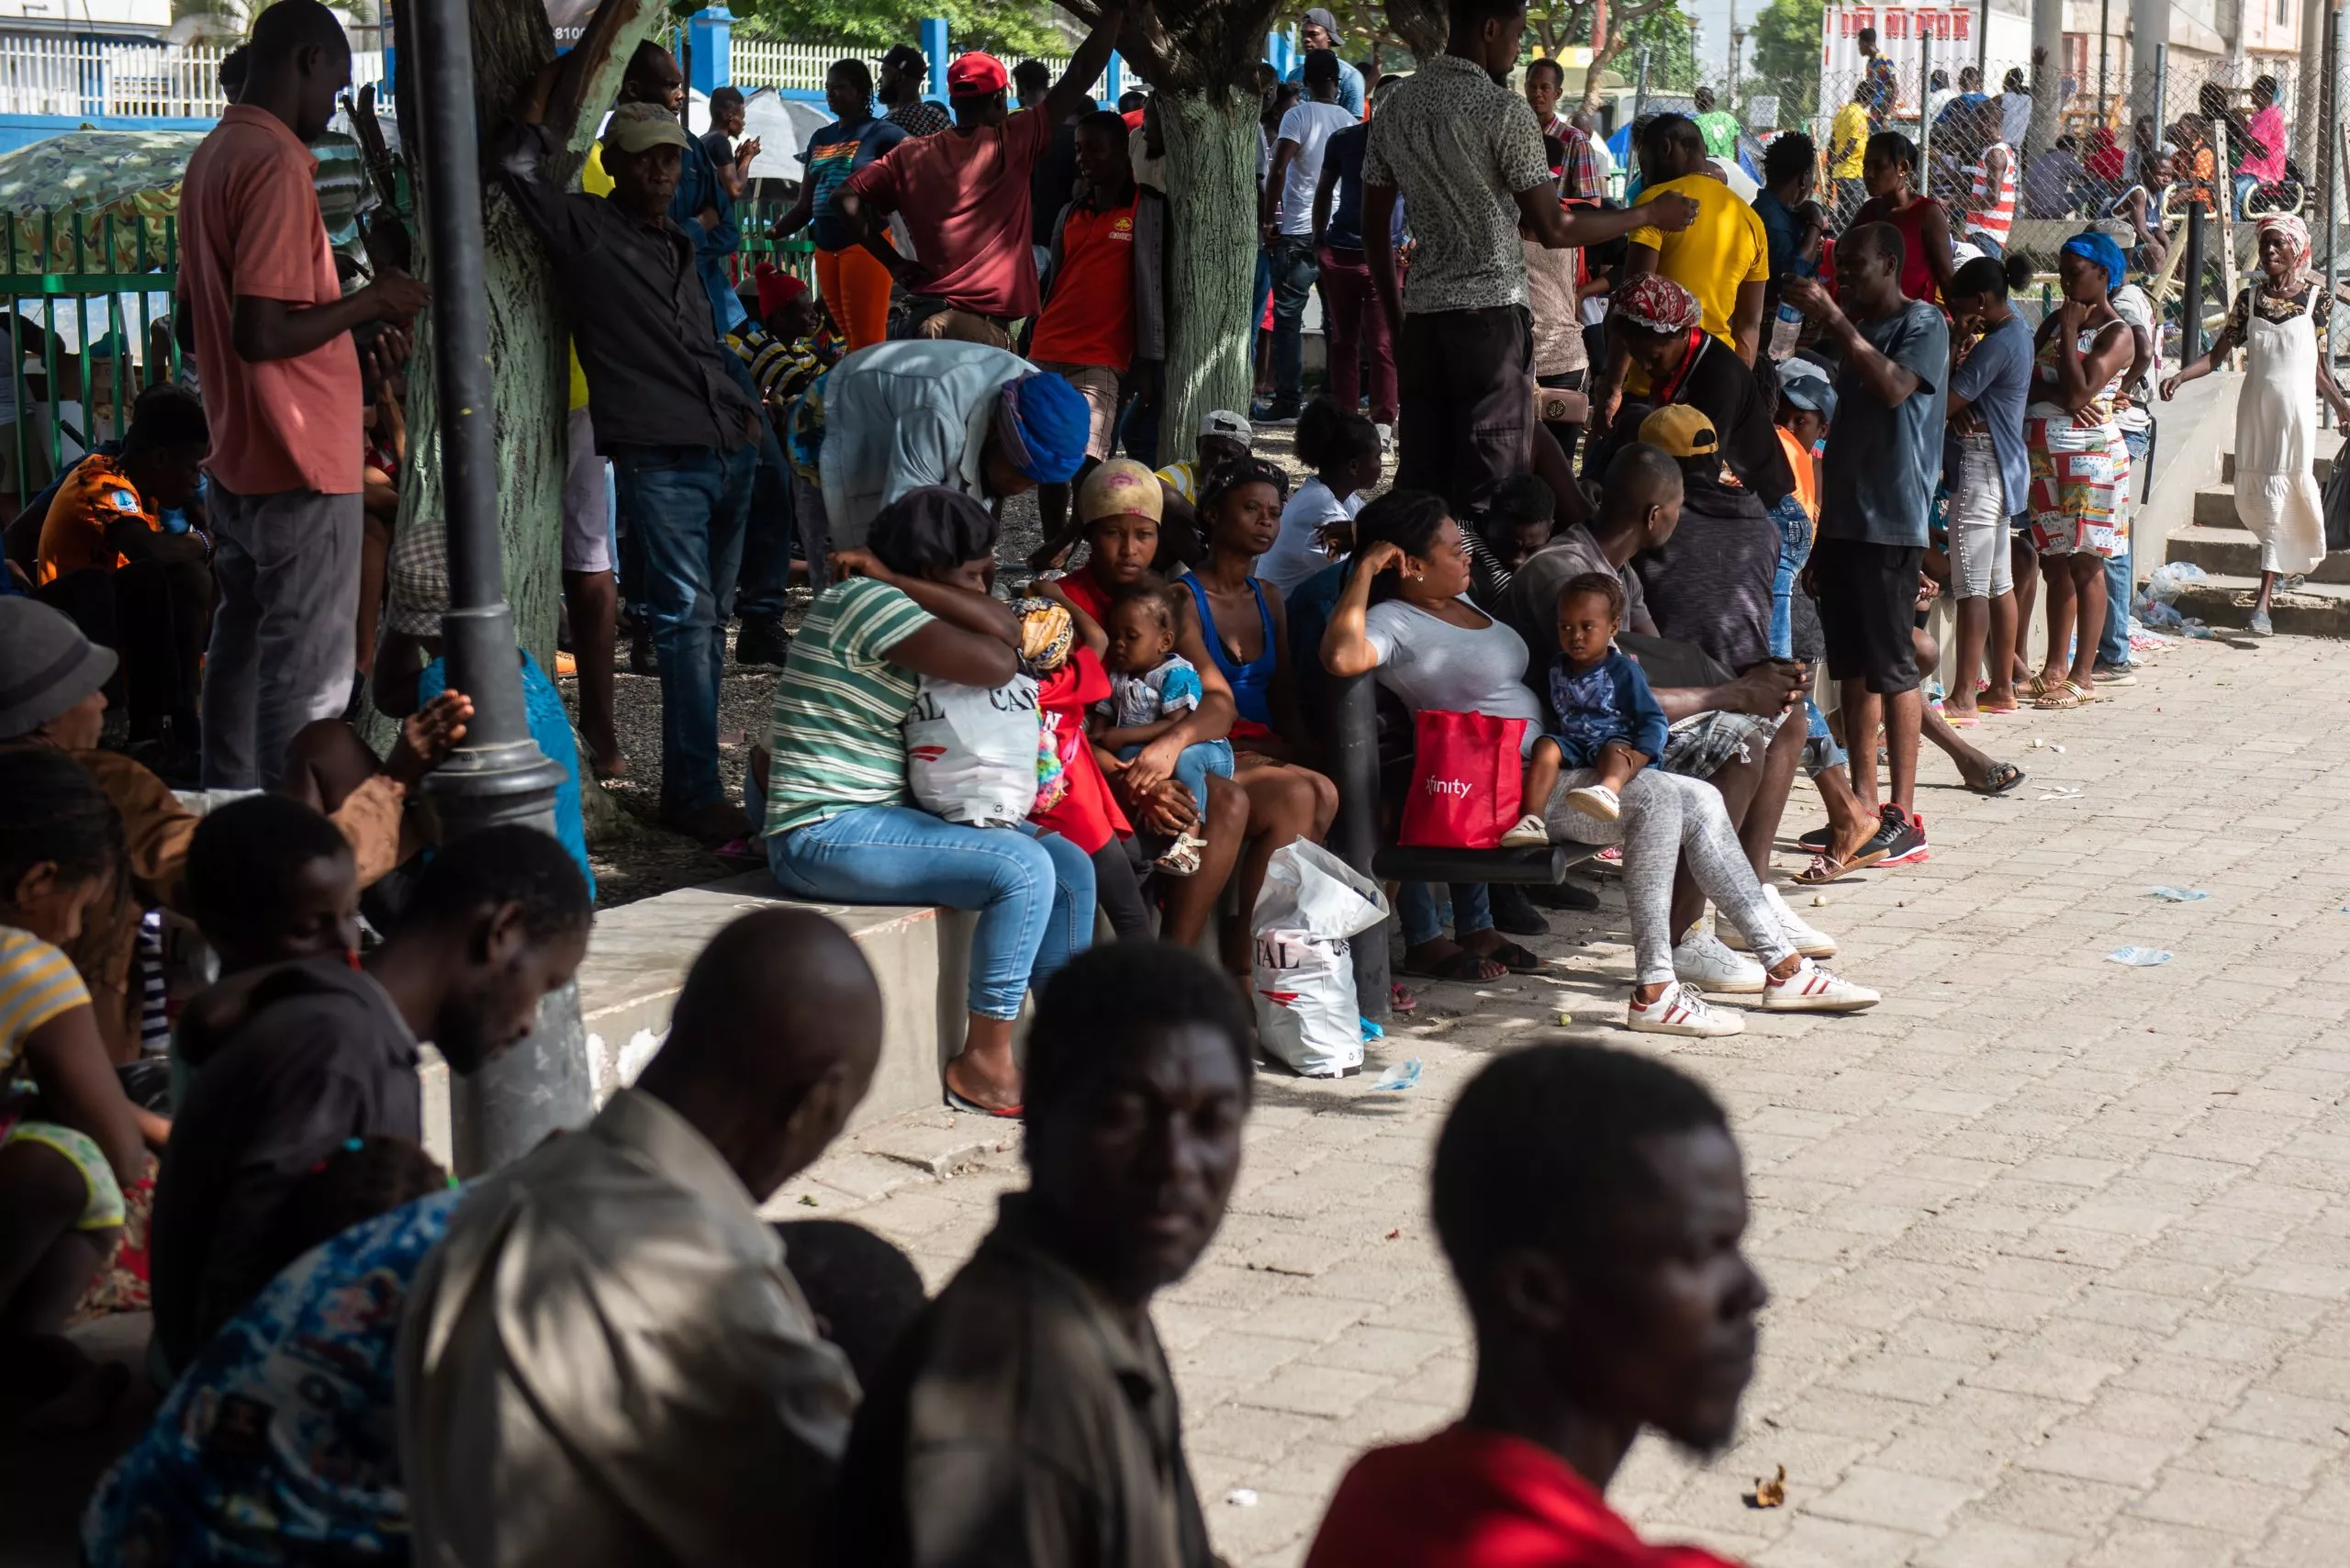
left=794, top=630, right=2350, bottom=1567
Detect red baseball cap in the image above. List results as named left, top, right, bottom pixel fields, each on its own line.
left=946, top=51, right=1009, bottom=97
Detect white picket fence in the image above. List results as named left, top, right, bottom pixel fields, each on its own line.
left=0, top=36, right=387, bottom=119
left=728, top=37, right=1102, bottom=101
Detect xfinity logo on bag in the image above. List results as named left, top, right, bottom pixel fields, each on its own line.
left=1422, top=777, right=1472, bottom=799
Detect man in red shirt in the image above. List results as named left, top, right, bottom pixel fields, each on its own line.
left=834, top=5, right=1125, bottom=347
left=1029, top=108, right=1160, bottom=542
left=1305, top=1043, right=1764, bottom=1567
left=178, top=0, right=424, bottom=790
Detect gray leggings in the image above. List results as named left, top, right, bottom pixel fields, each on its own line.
left=1546, top=767, right=1793, bottom=987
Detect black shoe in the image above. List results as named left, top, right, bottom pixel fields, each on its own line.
left=735, top=617, right=791, bottom=668
left=1523, top=879, right=1601, bottom=912
left=1797, top=825, right=1832, bottom=851
left=1488, top=883, right=1550, bottom=935
left=629, top=623, right=657, bottom=676
left=1846, top=804, right=1908, bottom=871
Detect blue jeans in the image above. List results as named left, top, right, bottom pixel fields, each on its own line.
left=1268, top=236, right=1319, bottom=408
left=767, top=804, right=1095, bottom=1019
left=726, top=354, right=795, bottom=624
left=611, top=441, right=756, bottom=814
left=1767, top=492, right=1813, bottom=661
left=1399, top=881, right=1493, bottom=947
left=2103, top=423, right=2151, bottom=666
left=1118, top=738, right=1234, bottom=818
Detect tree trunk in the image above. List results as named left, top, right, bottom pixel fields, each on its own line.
left=2027, top=0, right=2065, bottom=168
left=1158, top=88, right=1259, bottom=465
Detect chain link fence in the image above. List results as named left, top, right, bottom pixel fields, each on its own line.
left=1805, top=11, right=2350, bottom=368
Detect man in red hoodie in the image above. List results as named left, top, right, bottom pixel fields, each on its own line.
left=1305, top=1042, right=1763, bottom=1566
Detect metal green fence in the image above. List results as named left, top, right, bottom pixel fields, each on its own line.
left=0, top=208, right=180, bottom=499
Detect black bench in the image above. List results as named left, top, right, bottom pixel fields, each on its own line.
left=1324, top=669, right=1599, bottom=1020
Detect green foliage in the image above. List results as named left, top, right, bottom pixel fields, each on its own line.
left=1748, top=0, right=1822, bottom=118
left=1615, top=5, right=1698, bottom=92
left=731, top=0, right=1061, bottom=57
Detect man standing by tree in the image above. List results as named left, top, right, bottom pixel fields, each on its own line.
left=1363, top=0, right=1692, bottom=517
left=1031, top=110, right=1158, bottom=543
left=500, top=98, right=762, bottom=844
left=699, top=84, right=760, bottom=204
left=838, top=8, right=1127, bottom=349
left=180, top=0, right=424, bottom=790
left=1259, top=50, right=1353, bottom=423
left=1287, top=8, right=1366, bottom=116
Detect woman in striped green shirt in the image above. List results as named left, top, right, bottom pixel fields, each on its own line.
left=763, top=489, right=1096, bottom=1115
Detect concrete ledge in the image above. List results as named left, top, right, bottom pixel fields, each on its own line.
left=577, top=873, right=975, bottom=1133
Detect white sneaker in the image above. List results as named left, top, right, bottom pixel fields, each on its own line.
left=1565, top=783, right=1621, bottom=821
left=1721, top=886, right=1838, bottom=959
left=1628, top=980, right=1746, bottom=1036
left=1500, top=812, right=1551, bottom=847
left=1761, top=957, right=1880, bottom=1013
left=1673, top=927, right=1765, bottom=994
left=1375, top=421, right=1395, bottom=452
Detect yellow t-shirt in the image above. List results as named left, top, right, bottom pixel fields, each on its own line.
left=1830, top=103, right=1868, bottom=179
left=1626, top=174, right=1770, bottom=353
left=566, top=142, right=618, bottom=412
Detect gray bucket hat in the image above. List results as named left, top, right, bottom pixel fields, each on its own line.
left=0, top=598, right=116, bottom=739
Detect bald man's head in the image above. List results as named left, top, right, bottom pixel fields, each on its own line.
left=241, top=0, right=349, bottom=142
left=637, top=909, right=884, bottom=1201
left=1596, top=442, right=1685, bottom=552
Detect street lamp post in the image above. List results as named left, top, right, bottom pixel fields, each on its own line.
left=408, top=0, right=592, bottom=1173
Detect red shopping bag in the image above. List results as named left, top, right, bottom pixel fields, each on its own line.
left=1398, top=710, right=1528, bottom=849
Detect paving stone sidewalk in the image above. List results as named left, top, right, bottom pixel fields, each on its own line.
left=791, top=631, right=2350, bottom=1567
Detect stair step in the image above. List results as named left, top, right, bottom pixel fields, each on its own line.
left=2221, top=436, right=2341, bottom=486
left=2170, top=574, right=2350, bottom=636
left=2162, top=525, right=2350, bottom=584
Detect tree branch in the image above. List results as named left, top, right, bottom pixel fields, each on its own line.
left=550, top=0, right=668, bottom=157
left=1057, top=0, right=1288, bottom=97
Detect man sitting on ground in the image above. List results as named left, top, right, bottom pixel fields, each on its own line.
left=399, top=909, right=881, bottom=1567
left=832, top=941, right=1250, bottom=1566
left=33, top=385, right=213, bottom=766
left=150, top=825, right=588, bottom=1375
left=1305, top=1042, right=1764, bottom=1565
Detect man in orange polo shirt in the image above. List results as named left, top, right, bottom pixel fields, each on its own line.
left=177, top=0, right=424, bottom=789
left=1029, top=108, right=1161, bottom=542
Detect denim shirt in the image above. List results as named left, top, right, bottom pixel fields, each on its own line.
left=673, top=130, right=744, bottom=339
left=811, top=341, right=1036, bottom=547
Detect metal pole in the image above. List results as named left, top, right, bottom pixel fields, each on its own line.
left=1919, top=35, right=1933, bottom=197
left=2329, top=4, right=2342, bottom=421
left=2098, top=0, right=2109, bottom=129
left=2182, top=199, right=2207, bottom=363
left=1328, top=671, right=1391, bottom=1022
left=410, top=0, right=587, bottom=1171
left=1635, top=44, right=1651, bottom=121
left=2154, top=42, right=2166, bottom=153
left=1978, top=0, right=1990, bottom=79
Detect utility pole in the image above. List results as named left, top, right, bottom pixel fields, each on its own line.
left=2029, top=0, right=2065, bottom=166
left=409, top=0, right=592, bottom=1173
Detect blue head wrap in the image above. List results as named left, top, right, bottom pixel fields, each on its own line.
left=996, top=373, right=1091, bottom=483
left=2061, top=230, right=2128, bottom=294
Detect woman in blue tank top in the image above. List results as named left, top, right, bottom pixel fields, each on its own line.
left=1175, top=460, right=1339, bottom=965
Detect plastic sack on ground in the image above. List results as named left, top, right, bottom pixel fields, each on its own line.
left=2140, top=562, right=2207, bottom=606
left=902, top=674, right=1043, bottom=828
left=1251, top=841, right=1392, bottom=1077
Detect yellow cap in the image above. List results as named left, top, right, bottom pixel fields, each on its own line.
left=1638, top=403, right=1719, bottom=458
left=1078, top=458, right=1164, bottom=524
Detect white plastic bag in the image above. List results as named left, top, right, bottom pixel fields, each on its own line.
left=902, top=674, right=1042, bottom=828
left=1251, top=841, right=1392, bottom=1077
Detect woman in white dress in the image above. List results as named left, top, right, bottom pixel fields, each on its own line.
left=2163, top=213, right=2350, bottom=635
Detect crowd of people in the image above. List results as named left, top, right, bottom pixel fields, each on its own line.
left=3, top=0, right=2332, bottom=1557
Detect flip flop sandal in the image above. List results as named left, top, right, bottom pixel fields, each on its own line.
left=1400, top=948, right=1506, bottom=982
left=1977, top=698, right=2021, bottom=714
left=1967, top=760, right=2028, bottom=796
left=2024, top=672, right=2063, bottom=700
left=1793, top=852, right=1852, bottom=886
left=1390, top=983, right=1418, bottom=1015
left=2033, top=682, right=2089, bottom=710
left=1482, top=940, right=1546, bottom=974
left=1944, top=711, right=1981, bottom=729
left=945, top=1088, right=1024, bottom=1118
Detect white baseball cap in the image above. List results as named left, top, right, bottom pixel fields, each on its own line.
left=1198, top=409, right=1252, bottom=442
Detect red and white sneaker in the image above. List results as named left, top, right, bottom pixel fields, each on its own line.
left=1761, top=958, right=1880, bottom=1013
left=1627, top=980, right=1746, bottom=1037
left=1880, top=812, right=1930, bottom=866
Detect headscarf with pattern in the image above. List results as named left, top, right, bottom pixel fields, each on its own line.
left=1613, top=273, right=1703, bottom=335
left=2256, top=212, right=2316, bottom=297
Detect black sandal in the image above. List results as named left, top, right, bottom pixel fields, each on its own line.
left=1967, top=761, right=2027, bottom=797
left=1399, top=947, right=1505, bottom=982
left=1481, top=939, right=1547, bottom=974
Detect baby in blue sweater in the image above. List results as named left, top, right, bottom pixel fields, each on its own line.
left=1504, top=572, right=1672, bottom=845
